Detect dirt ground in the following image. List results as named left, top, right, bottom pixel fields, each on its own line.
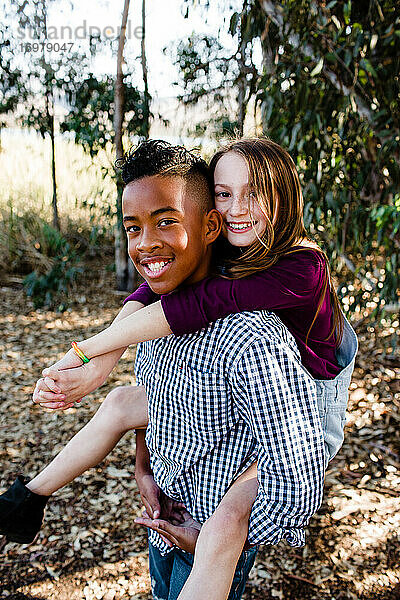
left=1, top=262, right=399, bottom=600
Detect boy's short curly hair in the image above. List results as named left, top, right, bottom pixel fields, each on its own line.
left=115, top=139, right=213, bottom=212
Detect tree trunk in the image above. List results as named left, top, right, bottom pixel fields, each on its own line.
left=114, top=0, right=132, bottom=291
left=141, top=0, right=150, bottom=138
left=50, top=108, right=59, bottom=231
left=41, top=2, right=59, bottom=231
left=237, top=4, right=248, bottom=136
left=237, top=62, right=246, bottom=136
left=45, top=83, right=59, bottom=231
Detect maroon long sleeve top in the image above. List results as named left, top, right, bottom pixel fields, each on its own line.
left=124, top=248, right=341, bottom=380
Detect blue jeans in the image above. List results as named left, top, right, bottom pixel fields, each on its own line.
left=315, top=312, right=358, bottom=466
left=148, top=542, right=258, bottom=600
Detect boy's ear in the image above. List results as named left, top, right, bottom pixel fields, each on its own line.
left=205, top=209, right=222, bottom=245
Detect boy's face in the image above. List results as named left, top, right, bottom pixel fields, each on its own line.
left=123, top=175, right=218, bottom=295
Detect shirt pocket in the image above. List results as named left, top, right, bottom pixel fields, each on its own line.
left=174, top=362, right=231, bottom=433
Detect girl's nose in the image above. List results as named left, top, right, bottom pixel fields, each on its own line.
left=229, top=195, right=249, bottom=216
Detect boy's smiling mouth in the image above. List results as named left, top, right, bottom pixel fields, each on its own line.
left=140, top=256, right=174, bottom=279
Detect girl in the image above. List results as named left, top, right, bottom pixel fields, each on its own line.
left=0, top=138, right=357, bottom=600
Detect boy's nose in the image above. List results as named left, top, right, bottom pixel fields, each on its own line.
left=136, top=231, right=162, bottom=252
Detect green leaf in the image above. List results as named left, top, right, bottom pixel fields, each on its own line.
left=360, top=58, right=377, bottom=78
left=229, top=12, right=240, bottom=36
left=310, top=57, right=324, bottom=77
left=343, top=1, right=351, bottom=24
left=289, top=122, right=302, bottom=151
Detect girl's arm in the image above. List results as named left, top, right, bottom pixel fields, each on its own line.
left=34, top=300, right=148, bottom=408
left=74, top=250, right=322, bottom=360
left=76, top=300, right=171, bottom=359
left=125, top=250, right=323, bottom=337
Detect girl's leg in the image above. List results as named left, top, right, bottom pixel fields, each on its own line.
left=26, top=385, right=148, bottom=496
left=177, top=462, right=258, bottom=600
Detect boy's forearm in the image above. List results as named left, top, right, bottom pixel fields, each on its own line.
left=135, top=429, right=152, bottom=476
left=78, top=301, right=172, bottom=359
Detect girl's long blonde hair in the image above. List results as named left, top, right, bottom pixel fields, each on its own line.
left=210, top=137, right=343, bottom=346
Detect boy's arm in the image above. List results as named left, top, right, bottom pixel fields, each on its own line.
left=33, top=301, right=146, bottom=408
left=134, top=430, right=185, bottom=526
left=134, top=460, right=259, bottom=554
left=135, top=429, right=161, bottom=519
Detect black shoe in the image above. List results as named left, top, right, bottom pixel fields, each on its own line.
left=0, top=476, right=50, bottom=543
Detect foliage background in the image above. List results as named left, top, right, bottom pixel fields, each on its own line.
left=0, top=1, right=399, bottom=599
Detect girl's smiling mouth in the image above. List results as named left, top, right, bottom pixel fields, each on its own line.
left=226, top=221, right=257, bottom=233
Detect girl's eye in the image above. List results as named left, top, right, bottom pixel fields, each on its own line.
left=249, top=191, right=257, bottom=199
left=215, top=191, right=230, bottom=198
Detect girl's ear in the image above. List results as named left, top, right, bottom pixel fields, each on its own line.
left=205, top=209, right=223, bottom=245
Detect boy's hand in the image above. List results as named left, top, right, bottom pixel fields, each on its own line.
left=135, top=508, right=201, bottom=554
left=135, top=472, right=162, bottom=520
left=135, top=472, right=184, bottom=521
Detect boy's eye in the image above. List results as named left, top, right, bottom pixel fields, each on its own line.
left=126, top=225, right=140, bottom=234
left=159, top=218, right=176, bottom=226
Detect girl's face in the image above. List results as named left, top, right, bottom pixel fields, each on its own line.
left=214, top=152, right=268, bottom=247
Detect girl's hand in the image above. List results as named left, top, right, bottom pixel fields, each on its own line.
left=44, top=348, right=83, bottom=372
left=33, top=348, right=125, bottom=410
left=32, top=379, right=75, bottom=410
left=32, top=377, right=78, bottom=410
left=31, top=349, right=84, bottom=410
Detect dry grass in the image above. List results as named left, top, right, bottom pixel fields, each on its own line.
left=0, top=129, right=116, bottom=282
left=0, top=129, right=116, bottom=228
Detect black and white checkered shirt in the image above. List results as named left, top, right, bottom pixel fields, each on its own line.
left=135, top=310, right=325, bottom=555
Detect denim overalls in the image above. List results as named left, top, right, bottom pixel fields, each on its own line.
left=314, top=313, right=358, bottom=466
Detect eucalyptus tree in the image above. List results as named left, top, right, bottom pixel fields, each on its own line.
left=175, top=0, right=400, bottom=319
left=0, top=22, right=27, bottom=150
left=252, top=0, right=400, bottom=318
left=6, top=0, right=91, bottom=230
left=60, top=10, right=149, bottom=291
left=172, top=0, right=258, bottom=138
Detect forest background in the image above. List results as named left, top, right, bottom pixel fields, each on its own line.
left=0, top=1, right=399, bottom=599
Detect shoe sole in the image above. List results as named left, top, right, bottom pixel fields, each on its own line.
left=3, top=532, right=39, bottom=544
